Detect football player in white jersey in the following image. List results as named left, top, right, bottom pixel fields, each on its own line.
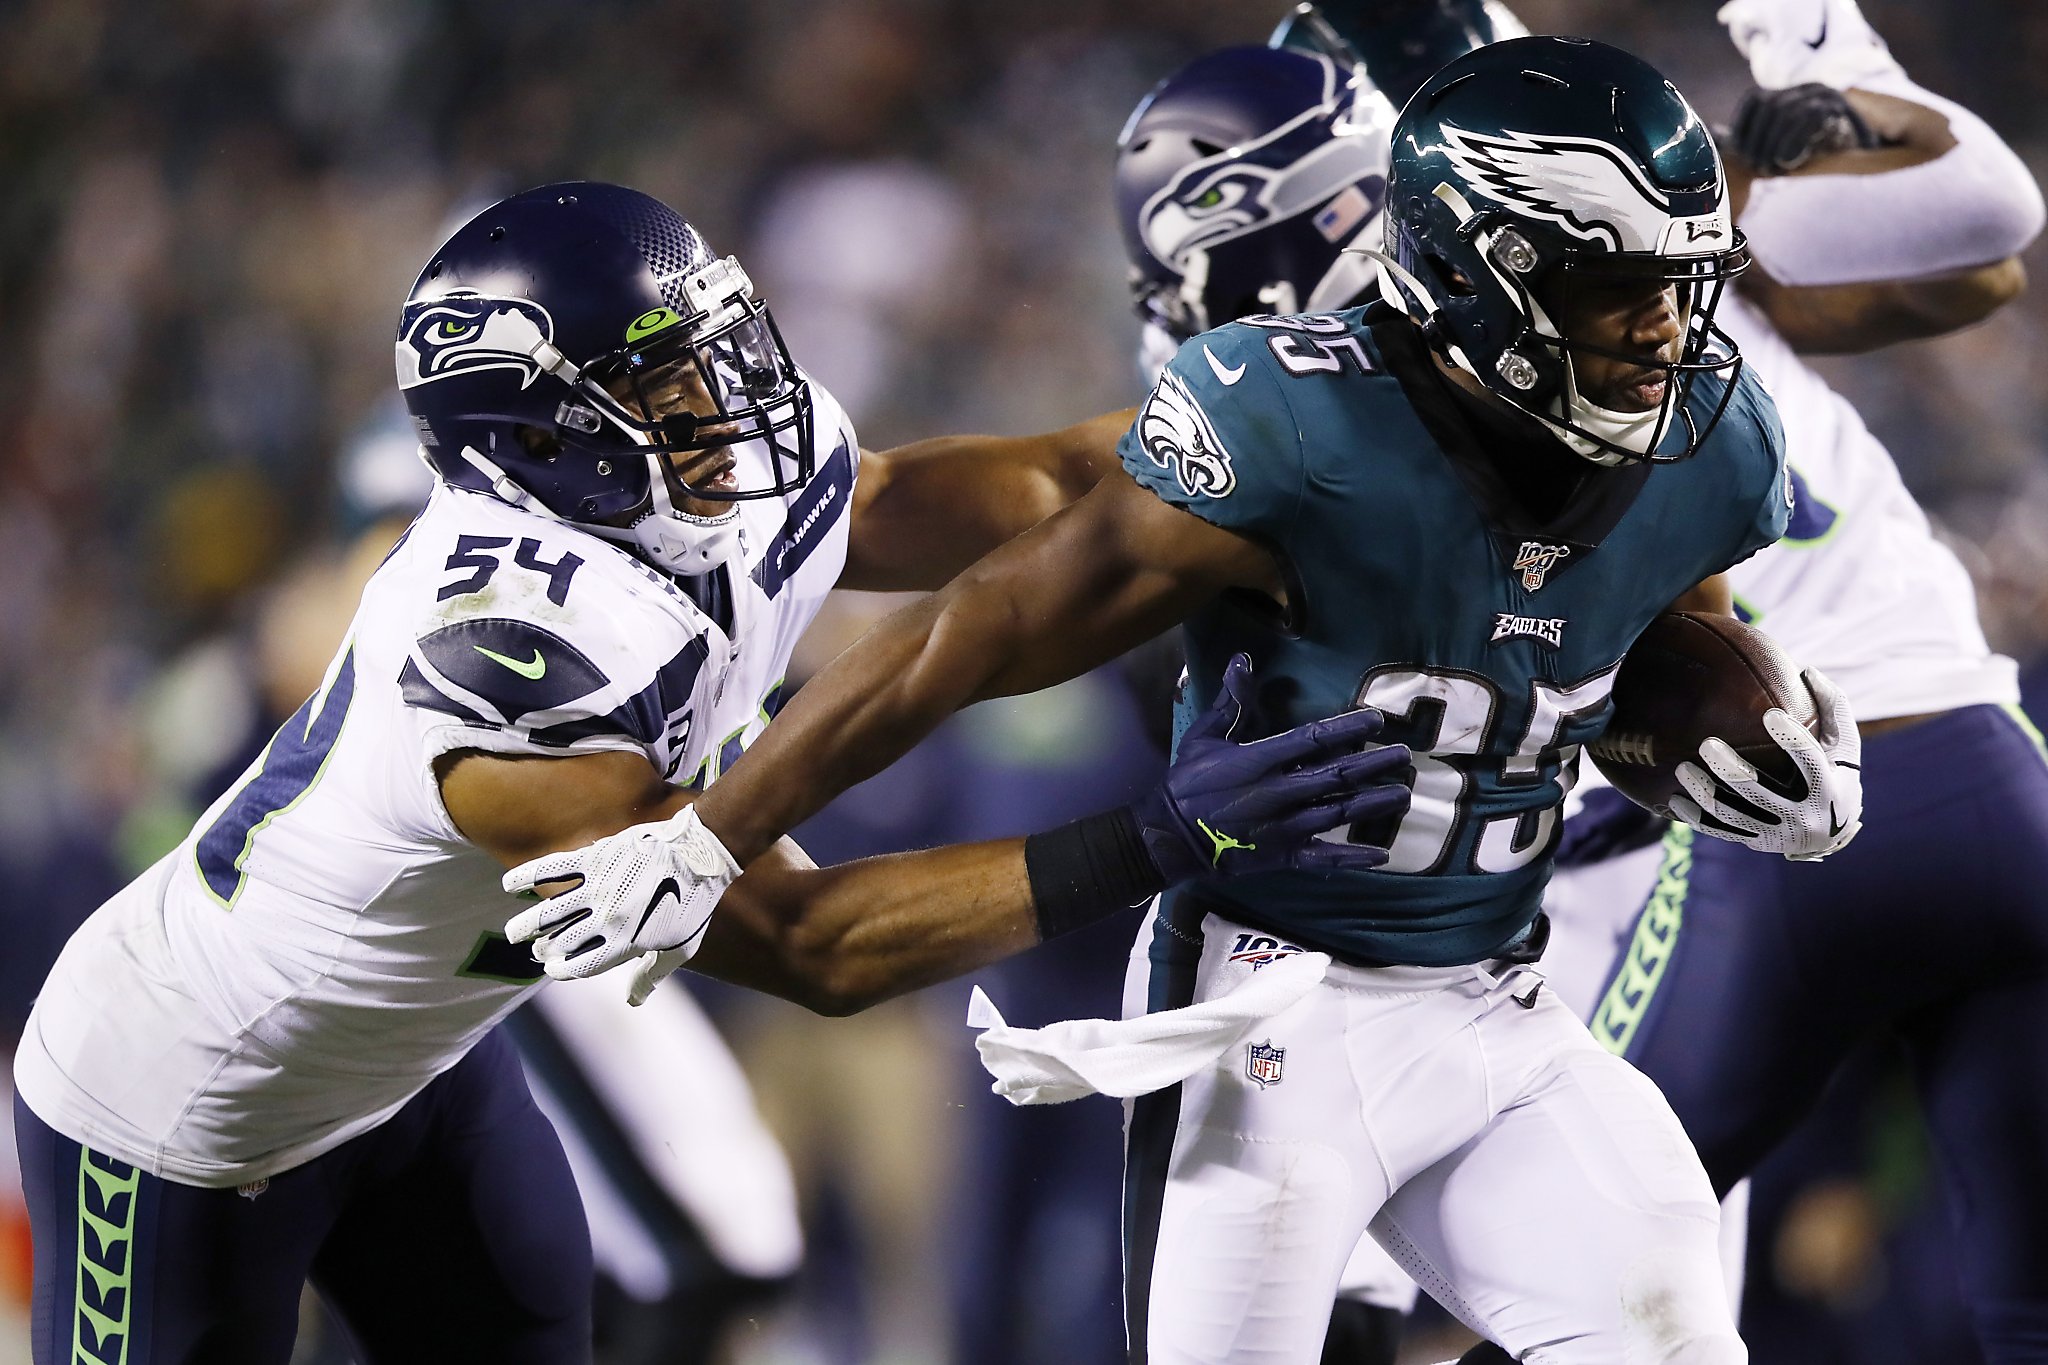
left=10, top=181, right=1414, bottom=1365
left=1108, top=2, right=2047, bottom=1362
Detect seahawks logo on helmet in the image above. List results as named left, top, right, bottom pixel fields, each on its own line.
left=1438, top=124, right=1693, bottom=253
left=396, top=292, right=555, bottom=391
left=1138, top=368, right=1238, bottom=499
left=1137, top=70, right=1391, bottom=273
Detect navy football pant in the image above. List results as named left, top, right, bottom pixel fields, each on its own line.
left=18, top=1028, right=593, bottom=1365
left=1590, top=703, right=2048, bottom=1363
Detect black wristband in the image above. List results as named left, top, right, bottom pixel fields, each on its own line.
left=1024, top=806, right=1168, bottom=942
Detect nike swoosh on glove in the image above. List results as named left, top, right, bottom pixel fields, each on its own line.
left=1670, top=666, right=1863, bottom=861
left=503, top=805, right=740, bottom=996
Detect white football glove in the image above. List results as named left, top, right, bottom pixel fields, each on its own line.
left=503, top=805, right=740, bottom=998
left=1670, top=667, right=1863, bottom=862
left=1716, top=0, right=1902, bottom=92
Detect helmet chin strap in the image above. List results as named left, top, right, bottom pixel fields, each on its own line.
left=1519, top=289, right=1670, bottom=467
left=619, top=450, right=743, bottom=576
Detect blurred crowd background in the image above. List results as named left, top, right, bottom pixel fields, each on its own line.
left=1, top=1, right=2045, bottom=1362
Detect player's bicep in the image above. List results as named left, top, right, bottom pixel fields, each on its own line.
left=437, top=747, right=684, bottom=869
left=841, top=407, right=1136, bottom=592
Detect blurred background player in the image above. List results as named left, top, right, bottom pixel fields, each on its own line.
left=1116, top=1, right=2046, bottom=1361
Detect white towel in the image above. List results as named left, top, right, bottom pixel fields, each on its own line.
left=965, top=951, right=1331, bottom=1105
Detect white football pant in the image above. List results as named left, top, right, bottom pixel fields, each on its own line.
left=1122, top=908, right=1742, bottom=1365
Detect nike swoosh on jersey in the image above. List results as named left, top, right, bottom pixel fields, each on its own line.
left=473, top=644, right=547, bottom=680
left=1805, top=12, right=1827, bottom=47
left=1204, top=346, right=1247, bottom=386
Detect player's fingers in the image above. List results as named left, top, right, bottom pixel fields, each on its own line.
left=1677, top=760, right=1772, bottom=834
left=505, top=885, right=595, bottom=945
left=538, top=918, right=619, bottom=979
left=1182, top=653, right=1254, bottom=747
left=1265, top=741, right=1409, bottom=805
left=1696, top=738, right=1763, bottom=790
left=1669, top=794, right=1743, bottom=843
left=1264, top=780, right=1408, bottom=846
left=1801, top=668, right=1861, bottom=759
left=1760, top=707, right=1831, bottom=798
left=1251, top=706, right=1388, bottom=768
left=1335, top=782, right=1410, bottom=827
left=502, top=851, right=588, bottom=899
left=1290, top=839, right=1390, bottom=874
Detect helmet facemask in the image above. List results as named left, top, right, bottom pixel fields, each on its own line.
left=538, top=256, right=816, bottom=575
left=1483, top=215, right=1748, bottom=465
left=1378, top=168, right=1749, bottom=467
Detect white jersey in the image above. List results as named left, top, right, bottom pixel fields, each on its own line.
left=1719, top=294, right=2016, bottom=720
left=15, top=388, right=859, bottom=1187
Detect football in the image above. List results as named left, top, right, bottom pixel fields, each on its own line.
left=1588, top=611, right=1820, bottom=818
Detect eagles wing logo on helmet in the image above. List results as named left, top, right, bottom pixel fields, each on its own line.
left=1438, top=124, right=1677, bottom=253
left=396, top=293, right=555, bottom=391
left=1139, top=368, right=1238, bottom=499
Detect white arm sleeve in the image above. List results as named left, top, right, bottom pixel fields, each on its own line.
left=1739, top=75, right=2045, bottom=287
left=1719, top=0, right=2044, bottom=287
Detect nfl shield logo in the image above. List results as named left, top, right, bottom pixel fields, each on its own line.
left=1246, top=1040, right=1285, bottom=1089
left=1512, top=540, right=1571, bottom=592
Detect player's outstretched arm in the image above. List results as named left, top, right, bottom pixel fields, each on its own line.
left=457, top=658, right=1409, bottom=1009
left=681, top=659, right=1408, bottom=1013
left=1717, top=0, right=2042, bottom=351
left=840, top=406, right=1136, bottom=592
left=696, top=467, right=1283, bottom=867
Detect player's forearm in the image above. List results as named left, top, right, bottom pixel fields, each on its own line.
left=693, top=563, right=1085, bottom=864
left=1742, top=256, right=2026, bottom=355
left=702, top=838, right=1040, bottom=1015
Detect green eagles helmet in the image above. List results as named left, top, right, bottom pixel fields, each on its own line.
left=1374, top=35, right=1749, bottom=465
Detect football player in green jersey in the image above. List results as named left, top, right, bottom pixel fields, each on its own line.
left=521, top=37, right=1865, bottom=1365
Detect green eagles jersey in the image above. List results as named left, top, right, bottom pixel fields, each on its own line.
left=1121, top=305, right=1789, bottom=966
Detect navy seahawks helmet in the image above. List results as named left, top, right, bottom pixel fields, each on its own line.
left=1376, top=36, right=1748, bottom=464
left=1270, top=0, right=1529, bottom=109
left=1116, top=45, right=1397, bottom=350
left=396, top=182, right=814, bottom=574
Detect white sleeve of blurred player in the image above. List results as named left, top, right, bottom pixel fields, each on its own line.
left=519, top=984, right=803, bottom=1293
left=1721, top=0, right=2044, bottom=285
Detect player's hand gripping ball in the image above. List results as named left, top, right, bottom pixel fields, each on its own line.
left=1130, top=653, right=1413, bottom=882
left=1590, top=612, right=1862, bottom=860
left=503, top=805, right=741, bottom=998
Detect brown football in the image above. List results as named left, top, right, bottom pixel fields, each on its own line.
left=1588, top=611, right=1819, bottom=818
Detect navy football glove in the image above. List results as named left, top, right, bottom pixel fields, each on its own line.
left=1730, top=82, right=1879, bottom=174
left=1131, top=654, right=1410, bottom=883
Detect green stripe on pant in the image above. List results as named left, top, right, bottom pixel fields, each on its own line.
left=1588, top=821, right=1695, bottom=1057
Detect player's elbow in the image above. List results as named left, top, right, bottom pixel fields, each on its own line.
left=1898, top=255, right=2029, bottom=340
left=770, top=918, right=891, bottom=1017
left=1955, top=254, right=2028, bottom=318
